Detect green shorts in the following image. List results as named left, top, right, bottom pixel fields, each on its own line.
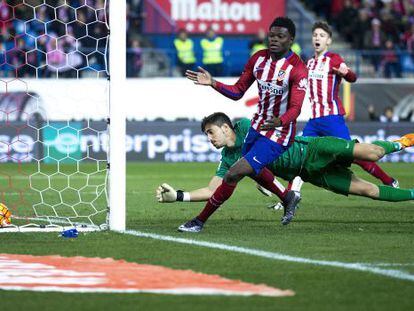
left=305, top=165, right=353, bottom=196
left=301, top=136, right=356, bottom=195
left=304, top=136, right=356, bottom=172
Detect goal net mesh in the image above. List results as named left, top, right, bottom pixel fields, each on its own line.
left=0, top=0, right=109, bottom=231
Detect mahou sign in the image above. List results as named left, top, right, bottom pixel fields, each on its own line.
left=149, top=0, right=285, bottom=34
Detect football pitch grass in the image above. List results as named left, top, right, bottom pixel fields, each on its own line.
left=1, top=162, right=414, bottom=310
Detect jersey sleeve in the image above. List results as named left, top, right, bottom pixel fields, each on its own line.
left=212, top=56, right=256, bottom=100
left=215, top=157, right=230, bottom=178
left=279, top=62, right=308, bottom=125
left=331, top=53, right=357, bottom=83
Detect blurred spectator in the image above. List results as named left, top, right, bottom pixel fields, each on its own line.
left=380, top=9, right=400, bottom=44
left=382, top=39, right=402, bottom=78
left=173, top=29, right=196, bottom=76
left=402, top=22, right=414, bottom=60
left=336, top=0, right=358, bottom=43
left=381, top=106, right=400, bottom=122
left=200, top=28, right=224, bottom=77
left=354, top=9, right=372, bottom=49
left=127, top=38, right=143, bottom=77
left=364, top=18, right=386, bottom=73
left=249, top=29, right=267, bottom=56
left=368, top=104, right=400, bottom=122
left=303, top=0, right=332, bottom=21
left=0, top=0, right=108, bottom=78
left=46, top=35, right=68, bottom=77
left=127, top=0, right=146, bottom=40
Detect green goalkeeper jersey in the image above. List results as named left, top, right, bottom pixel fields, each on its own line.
left=215, top=118, right=251, bottom=178
left=215, top=118, right=311, bottom=180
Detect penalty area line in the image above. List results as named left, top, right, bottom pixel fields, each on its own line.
left=121, top=229, right=414, bottom=283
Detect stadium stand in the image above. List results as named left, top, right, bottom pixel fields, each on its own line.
left=123, top=0, right=414, bottom=78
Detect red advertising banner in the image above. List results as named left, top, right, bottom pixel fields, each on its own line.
left=145, top=0, right=285, bottom=34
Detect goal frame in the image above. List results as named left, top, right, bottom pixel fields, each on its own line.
left=0, top=0, right=126, bottom=233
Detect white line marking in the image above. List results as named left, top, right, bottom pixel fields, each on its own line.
left=360, top=263, right=414, bottom=267
left=3, top=190, right=148, bottom=196
left=121, top=230, right=414, bottom=283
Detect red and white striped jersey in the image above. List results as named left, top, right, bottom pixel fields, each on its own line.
left=307, top=52, right=356, bottom=119
left=214, top=50, right=308, bottom=146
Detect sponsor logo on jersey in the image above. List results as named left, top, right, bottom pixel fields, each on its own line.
left=308, top=71, right=325, bottom=80
left=258, top=80, right=284, bottom=95
left=297, top=78, right=308, bottom=92
left=277, top=70, right=286, bottom=82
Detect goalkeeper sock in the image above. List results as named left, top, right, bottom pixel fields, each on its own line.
left=375, top=185, right=414, bottom=202
left=372, top=141, right=402, bottom=154
left=198, top=181, right=236, bottom=222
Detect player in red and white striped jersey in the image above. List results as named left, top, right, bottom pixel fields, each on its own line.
left=212, top=48, right=308, bottom=146
left=182, top=17, right=307, bottom=231
left=287, top=22, right=397, bottom=200
left=307, top=45, right=356, bottom=119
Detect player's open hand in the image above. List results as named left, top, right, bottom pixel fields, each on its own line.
left=260, top=117, right=282, bottom=130
left=186, top=67, right=213, bottom=86
left=332, top=63, right=349, bottom=77
left=156, top=183, right=177, bottom=203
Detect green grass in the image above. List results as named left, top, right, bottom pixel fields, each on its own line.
left=1, top=162, right=414, bottom=310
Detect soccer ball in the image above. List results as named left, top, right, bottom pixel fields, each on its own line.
left=0, top=203, right=11, bottom=227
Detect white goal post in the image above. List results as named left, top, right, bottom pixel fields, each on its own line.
left=108, top=0, right=126, bottom=231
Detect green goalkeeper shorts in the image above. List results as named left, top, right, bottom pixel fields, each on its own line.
left=306, top=165, right=353, bottom=196
left=304, top=136, right=356, bottom=173
left=300, top=136, right=356, bottom=195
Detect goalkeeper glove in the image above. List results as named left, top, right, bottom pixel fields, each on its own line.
left=156, top=183, right=178, bottom=203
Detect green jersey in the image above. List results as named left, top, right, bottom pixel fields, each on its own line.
left=215, top=119, right=355, bottom=195
left=215, top=119, right=311, bottom=179
left=215, top=119, right=354, bottom=182
left=215, top=118, right=250, bottom=178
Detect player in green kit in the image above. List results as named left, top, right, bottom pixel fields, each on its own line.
left=156, top=112, right=414, bottom=232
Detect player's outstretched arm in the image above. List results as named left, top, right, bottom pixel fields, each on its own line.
left=187, top=58, right=256, bottom=101
left=332, top=63, right=357, bottom=82
left=186, top=67, right=215, bottom=87
left=156, top=176, right=223, bottom=203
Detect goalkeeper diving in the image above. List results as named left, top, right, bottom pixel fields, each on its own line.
left=156, top=112, right=414, bottom=232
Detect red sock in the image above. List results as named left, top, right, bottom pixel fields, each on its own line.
left=197, top=181, right=237, bottom=222
left=354, top=160, right=394, bottom=185
left=254, top=168, right=287, bottom=201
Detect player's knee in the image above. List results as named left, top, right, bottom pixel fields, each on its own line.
left=223, top=171, right=241, bottom=184
left=372, top=145, right=385, bottom=160
left=367, top=145, right=384, bottom=161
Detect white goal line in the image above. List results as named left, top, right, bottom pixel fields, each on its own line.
left=121, top=229, right=414, bottom=283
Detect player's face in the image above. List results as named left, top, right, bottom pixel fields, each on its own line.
left=312, top=28, right=331, bottom=55
left=268, top=26, right=293, bottom=55
left=204, top=124, right=226, bottom=149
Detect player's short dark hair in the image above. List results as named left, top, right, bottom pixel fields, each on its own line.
left=201, top=112, right=234, bottom=133
left=269, top=17, right=296, bottom=38
left=312, top=21, right=332, bottom=37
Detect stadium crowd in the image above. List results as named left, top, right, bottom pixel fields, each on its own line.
left=0, top=0, right=108, bottom=78
left=1, top=0, right=414, bottom=78
left=304, top=0, right=414, bottom=76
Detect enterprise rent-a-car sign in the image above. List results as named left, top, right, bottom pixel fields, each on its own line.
left=1, top=121, right=414, bottom=163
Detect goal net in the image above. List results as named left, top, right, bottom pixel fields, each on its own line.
left=0, top=0, right=115, bottom=232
